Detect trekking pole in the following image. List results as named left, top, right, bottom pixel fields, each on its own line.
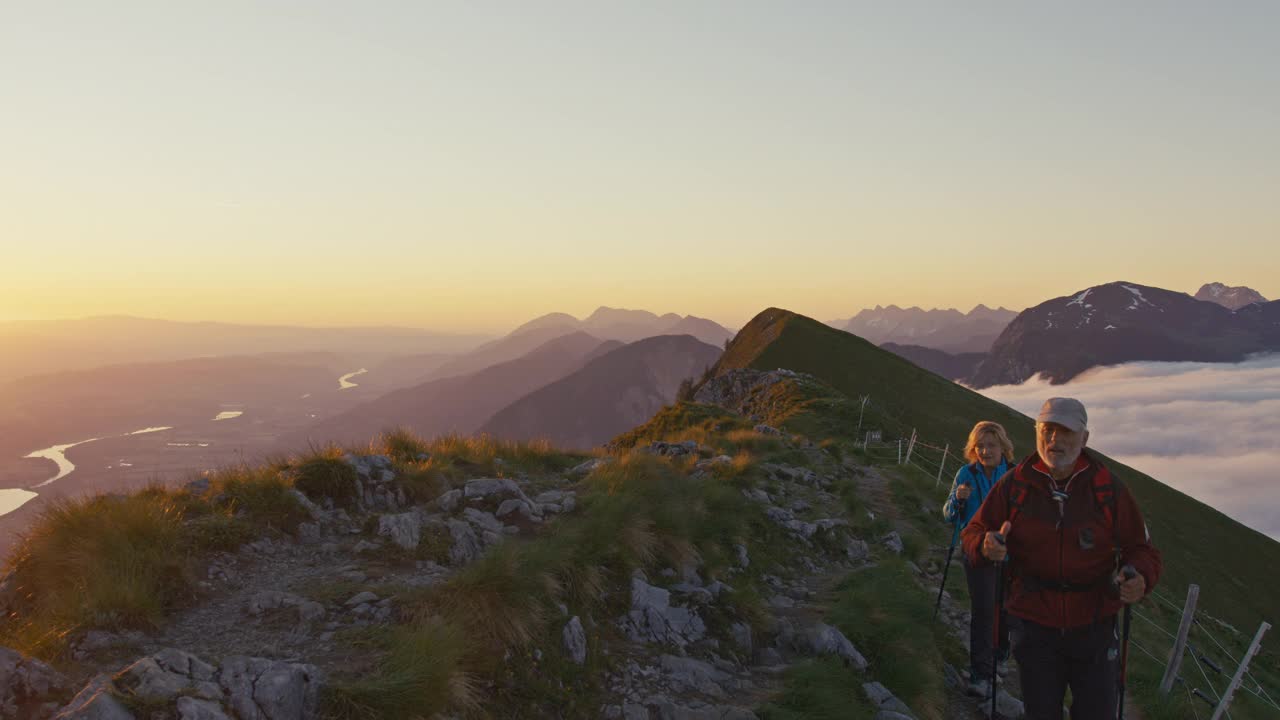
left=991, top=524, right=1009, bottom=718
left=1117, top=565, right=1137, bottom=720
left=932, top=497, right=966, bottom=621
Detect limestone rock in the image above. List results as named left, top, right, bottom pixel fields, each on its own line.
left=377, top=511, right=423, bottom=550
left=563, top=616, right=587, bottom=665
left=1, top=647, right=71, bottom=719
left=219, top=656, right=322, bottom=720
left=622, top=574, right=706, bottom=647
left=176, top=697, right=232, bottom=720
left=52, top=674, right=134, bottom=720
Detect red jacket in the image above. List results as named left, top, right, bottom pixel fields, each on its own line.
left=961, top=450, right=1162, bottom=629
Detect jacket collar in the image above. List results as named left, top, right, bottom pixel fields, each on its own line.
left=1027, top=448, right=1096, bottom=483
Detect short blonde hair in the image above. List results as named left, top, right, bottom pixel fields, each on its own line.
left=964, top=421, right=1015, bottom=463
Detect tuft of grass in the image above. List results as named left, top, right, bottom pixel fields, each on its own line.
left=183, top=511, right=255, bottom=554
left=213, top=465, right=309, bottom=531
left=393, top=461, right=450, bottom=504
left=376, top=427, right=430, bottom=464
left=291, top=447, right=360, bottom=508
left=411, top=433, right=584, bottom=477
left=826, top=561, right=949, bottom=718
left=424, top=544, right=560, bottom=652
left=1, top=493, right=192, bottom=657
left=758, top=657, right=876, bottom=719
left=723, top=428, right=787, bottom=455
left=320, top=618, right=477, bottom=719
left=607, top=402, right=751, bottom=452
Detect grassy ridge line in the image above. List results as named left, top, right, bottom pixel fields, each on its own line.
left=711, top=308, right=1280, bottom=640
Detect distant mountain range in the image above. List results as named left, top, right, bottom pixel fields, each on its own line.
left=479, top=335, right=721, bottom=449
left=879, top=343, right=986, bottom=381
left=969, top=281, right=1280, bottom=387
left=0, top=316, right=489, bottom=382
left=510, top=307, right=733, bottom=346
left=425, top=307, right=731, bottom=382
left=829, top=305, right=1017, bottom=353
left=1194, top=282, right=1267, bottom=310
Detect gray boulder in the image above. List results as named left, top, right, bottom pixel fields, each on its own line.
left=377, top=511, right=423, bottom=550
left=219, top=656, right=322, bottom=720
left=658, top=655, right=732, bottom=698
left=563, top=616, right=587, bottom=665
left=113, top=654, right=220, bottom=702
left=52, top=674, right=133, bottom=719
left=623, top=574, right=706, bottom=647
left=176, top=698, right=232, bottom=720
left=445, top=520, right=483, bottom=566
left=533, top=490, right=567, bottom=504
left=462, top=507, right=504, bottom=534
left=463, top=478, right=525, bottom=501
left=435, top=489, right=462, bottom=513
left=1, top=647, right=71, bottom=719
left=804, top=624, right=868, bottom=670
left=882, top=531, right=905, bottom=554
left=568, top=458, right=609, bottom=476
left=495, top=498, right=537, bottom=521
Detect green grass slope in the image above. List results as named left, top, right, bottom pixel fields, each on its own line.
left=706, top=308, right=1280, bottom=633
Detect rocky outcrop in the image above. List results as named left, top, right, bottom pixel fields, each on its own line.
left=621, top=573, right=707, bottom=648
left=1, top=647, right=70, bottom=719
left=52, top=649, right=322, bottom=720
left=693, top=368, right=814, bottom=422
left=342, top=454, right=408, bottom=512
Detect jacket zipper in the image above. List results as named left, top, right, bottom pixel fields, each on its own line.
left=1035, top=464, right=1088, bottom=632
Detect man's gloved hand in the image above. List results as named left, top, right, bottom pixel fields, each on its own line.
left=1116, top=568, right=1146, bottom=604
left=982, top=521, right=1012, bottom=562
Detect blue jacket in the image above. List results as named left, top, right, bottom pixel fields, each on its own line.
left=942, top=459, right=1011, bottom=529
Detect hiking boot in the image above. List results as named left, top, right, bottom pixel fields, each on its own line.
left=966, top=677, right=993, bottom=698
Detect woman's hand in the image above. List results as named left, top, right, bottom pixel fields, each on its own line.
left=956, top=484, right=972, bottom=501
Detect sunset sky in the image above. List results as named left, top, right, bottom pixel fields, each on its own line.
left=3, top=2, right=1277, bottom=332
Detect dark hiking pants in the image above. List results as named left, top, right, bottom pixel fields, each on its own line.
left=963, top=554, right=1010, bottom=681
left=1011, top=615, right=1120, bottom=720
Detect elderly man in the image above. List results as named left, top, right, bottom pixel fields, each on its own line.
left=961, top=398, right=1162, bottom=719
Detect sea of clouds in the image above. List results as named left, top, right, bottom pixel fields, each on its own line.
left=979, top=354, right=1280, bottom=541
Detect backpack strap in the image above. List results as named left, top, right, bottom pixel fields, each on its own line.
left=1091, top=469, right=1119, bottom=530
left=1006, top=466, right=1032, bottom=525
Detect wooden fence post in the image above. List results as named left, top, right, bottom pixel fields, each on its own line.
left=1159, top=584, right=1199, bottom=694
left=1210, top=621, right=1271, bottom=720
left=935, top=444, right=949, bottom=488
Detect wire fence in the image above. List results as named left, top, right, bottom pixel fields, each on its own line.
left=851, top=395, right=1280, bottom=716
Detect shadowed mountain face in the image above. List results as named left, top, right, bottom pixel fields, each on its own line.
left=0, top=316, right=488, bottom=381
left=478, top=335, right=722, bottom=449
left=1194, top=282, right=1268, bottom=310
left=969, top=281, right=1280, bottom=388
left=833, top=305, right=1016, bottom=353
left=284, top=332, right=611, bottom=450
left=878, top=343, right=986, bottom=381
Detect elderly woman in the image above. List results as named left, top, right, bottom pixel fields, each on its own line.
left=943, top=420, right=1015, bottom=697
